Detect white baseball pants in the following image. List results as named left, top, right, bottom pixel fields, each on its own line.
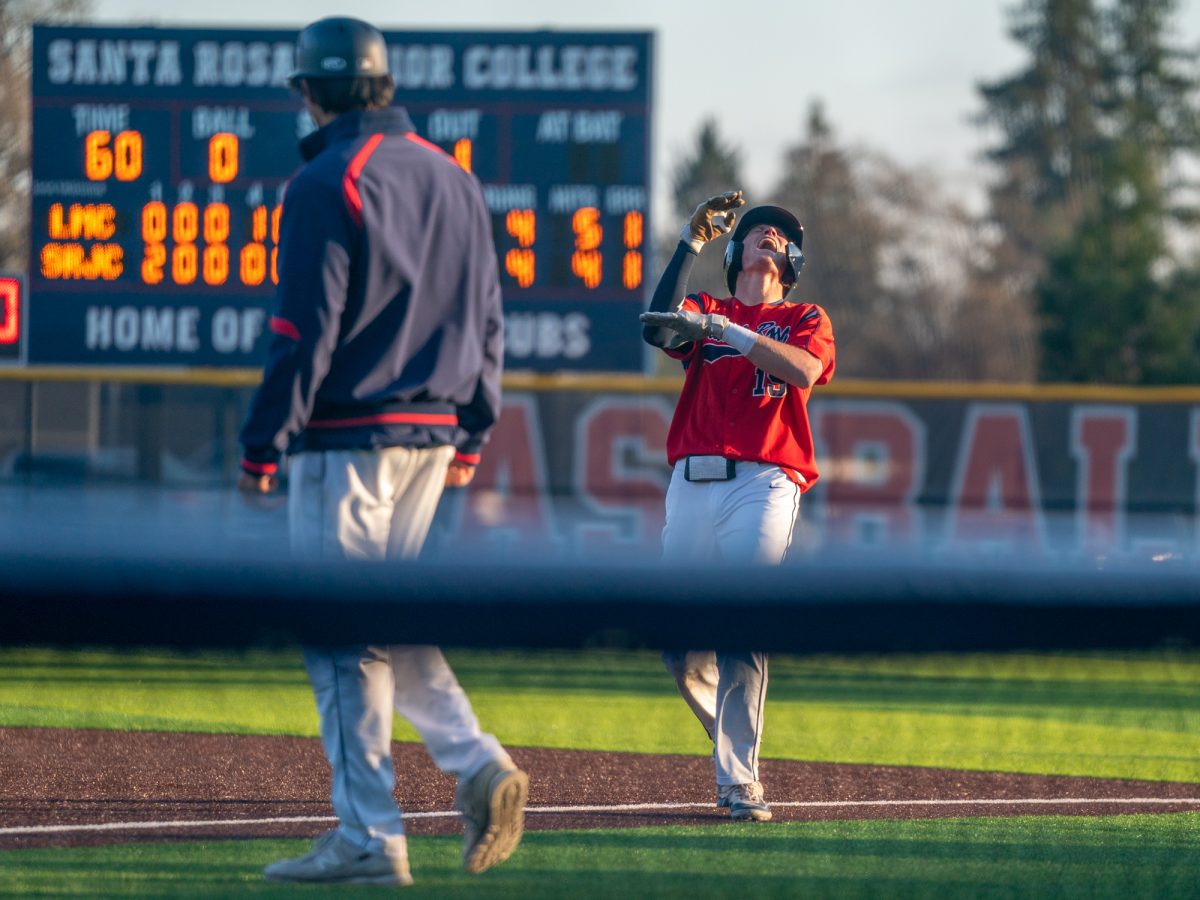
left=660, top=459, right=800, bottom=786
left=289, top=446, right=509, bottom=853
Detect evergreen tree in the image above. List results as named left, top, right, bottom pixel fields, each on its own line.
left=1039, top=139, right=1165, bottom=382
left=977, top=0, right=1107, bottom=282
left=979, top=0, right=1200, bottom=384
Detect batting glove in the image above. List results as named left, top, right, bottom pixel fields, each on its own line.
left=681, top=191, right=745, bottom=252
left=639, top=309, right=730, bottom=343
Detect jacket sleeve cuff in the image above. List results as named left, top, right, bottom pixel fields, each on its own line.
left=241, top=449, right=281, bottom=476
left=454, top=450, right=482, bottom=466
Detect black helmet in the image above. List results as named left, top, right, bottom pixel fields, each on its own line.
left=722, top=205, right=805, bottom=295
left=290, top=17, right=390, bottom=83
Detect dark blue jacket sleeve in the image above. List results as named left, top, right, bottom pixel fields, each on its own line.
left=238, top=173, right=354, bottom=470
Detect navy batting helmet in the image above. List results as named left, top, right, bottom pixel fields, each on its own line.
left=722, top=205, right=805, bottom=296
left=290, top=17, right=390, bottom=83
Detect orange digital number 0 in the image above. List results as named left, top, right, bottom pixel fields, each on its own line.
left=208, top=133, right=239, bottom=184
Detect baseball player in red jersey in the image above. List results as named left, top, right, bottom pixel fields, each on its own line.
left=640, top=191, right=835, bottom=821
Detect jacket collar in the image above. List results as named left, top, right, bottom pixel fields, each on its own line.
left=299, top=107, right=417, bottom=161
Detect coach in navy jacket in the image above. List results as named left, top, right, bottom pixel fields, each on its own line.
left=237, top=17, right=526, bottom=889
left=238, top=99, right=502, bottom=478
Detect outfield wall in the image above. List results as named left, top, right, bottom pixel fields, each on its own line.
left=2, top=370, right=1199, bottom=560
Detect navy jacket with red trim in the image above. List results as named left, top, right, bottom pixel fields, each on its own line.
left=239, top=107, right=503, bottom=475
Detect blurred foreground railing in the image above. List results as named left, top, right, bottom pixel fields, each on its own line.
left=1, top=549, right=1197, bottom=653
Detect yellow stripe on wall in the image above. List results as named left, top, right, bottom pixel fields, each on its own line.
left=2, top=366, right=1200, bottom=404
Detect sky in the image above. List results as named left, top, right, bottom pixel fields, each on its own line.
left=88, top=0, right=1200, bottom=225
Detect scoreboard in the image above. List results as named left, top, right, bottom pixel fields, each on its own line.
left=27, top=25, right=653, bottom=371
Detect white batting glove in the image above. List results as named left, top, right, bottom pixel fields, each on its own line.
left=680, top=191, right=745, bottom=252
left=639, top=309, right=730, bottom=343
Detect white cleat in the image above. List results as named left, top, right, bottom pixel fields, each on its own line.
left=717, top=781, right=773, bottom=822
left=263, top=829, right=413, bottom=885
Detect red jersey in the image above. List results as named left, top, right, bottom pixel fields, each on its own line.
left=662, top=292, right=835, bottom=491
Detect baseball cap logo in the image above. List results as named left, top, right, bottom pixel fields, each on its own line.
left=320, top=56, right=348, bottom=71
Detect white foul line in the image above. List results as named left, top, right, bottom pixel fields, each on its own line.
left=2, top=797, right=1199, bottom=837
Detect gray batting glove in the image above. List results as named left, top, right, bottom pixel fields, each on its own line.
left=640, top=309, right=730, bottom=342
left=680, top=191, right=745, bottom=252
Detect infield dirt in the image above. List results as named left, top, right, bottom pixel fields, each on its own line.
left=2, top=727, right=1198, bottom=849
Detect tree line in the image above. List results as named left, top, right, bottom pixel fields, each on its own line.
left=668, top=0, right=1200, bottom=384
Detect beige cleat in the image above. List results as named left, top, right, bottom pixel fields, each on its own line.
left=262, top=829, right=413, bottom=885
left=456, top=759, right=531, bottom=874
left=717, top=781, right=773, bottom=822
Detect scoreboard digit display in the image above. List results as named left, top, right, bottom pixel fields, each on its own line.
left=28, top=25, right=653, bottom=371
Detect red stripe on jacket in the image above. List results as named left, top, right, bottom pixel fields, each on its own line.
left=404, top=132, right=457, bottom=162
left=307, top=412, right=459, bottom=429
left=342, top=133, right=386, bottom=226
left=269, top=316, right=301, bottom=341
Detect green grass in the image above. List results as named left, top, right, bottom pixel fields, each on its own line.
left=0, top=646, right=1197, bottom=781
left=2, top=814, right=1198, bottom=898
left=2, top=648, right=1197, bottom=898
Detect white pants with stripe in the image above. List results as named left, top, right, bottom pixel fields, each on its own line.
left=660, top=460, right=801, bottom=786
left=289, top=446, right=508, bottom=853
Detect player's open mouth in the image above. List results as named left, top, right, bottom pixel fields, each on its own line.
left=757, top=238, right=780, bottom=251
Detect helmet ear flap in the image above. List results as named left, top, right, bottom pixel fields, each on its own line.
left=723, top=240, right=742, bottom=295
left=782, top=241, right=805, bottom=295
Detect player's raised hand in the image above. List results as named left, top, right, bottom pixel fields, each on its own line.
left=639, top=309, right=730, bottom=343
left=682, top=191, right=745, bottom=250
